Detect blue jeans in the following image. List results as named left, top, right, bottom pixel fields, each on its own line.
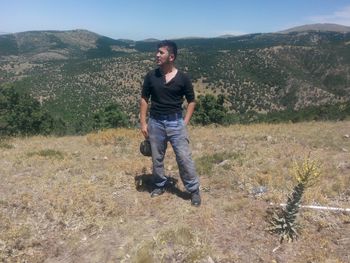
left=148, top=116, right=199, bottom=193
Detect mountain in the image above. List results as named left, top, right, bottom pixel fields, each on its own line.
left=280, top=23, right=350, bottom=33
left=173, top=36, right=208, bottom=40
left=0, top=29, right=136, bottom=59
left=217, top=34, right=236, bottom=38
left=1, top=27, right=350, bottom=133
left=0, top=29, right=100, bottom=58
left=142, top=38, right=159, bottom=42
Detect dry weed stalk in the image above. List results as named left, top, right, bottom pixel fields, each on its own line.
left=268, top=158, right=321, bottom=243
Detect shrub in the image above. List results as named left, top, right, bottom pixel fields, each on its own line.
left=268, top=158, right=321, bottom=243
left=192, top=94, right=228, bottom=125
left=93, top=103, right=129, bottom=129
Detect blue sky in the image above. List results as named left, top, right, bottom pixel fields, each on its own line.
left=1, top=0, right=350, bottom=40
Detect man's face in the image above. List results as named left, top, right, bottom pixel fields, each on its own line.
left=156, top=46, right=174, bottom=66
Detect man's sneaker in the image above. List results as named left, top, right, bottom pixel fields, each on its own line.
left=191, top=189, right=201, bottom=207
left=150, top=187, right=166, bottom=197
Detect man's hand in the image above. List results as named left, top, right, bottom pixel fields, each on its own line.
left=141, top=123, right=148, bottom=138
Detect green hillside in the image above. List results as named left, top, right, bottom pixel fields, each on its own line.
left=1, top=29, right=350, bottom=134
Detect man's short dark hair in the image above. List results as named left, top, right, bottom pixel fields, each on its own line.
left=158, top=40, right=178, bottom=60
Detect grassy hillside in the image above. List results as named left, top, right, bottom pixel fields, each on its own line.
left=1, top=121, right=349, bottom=262
left=1, top=30, right=350, bottom=133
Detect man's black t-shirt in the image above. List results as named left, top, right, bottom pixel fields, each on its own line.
left=141, top=68, right=195, bottom=116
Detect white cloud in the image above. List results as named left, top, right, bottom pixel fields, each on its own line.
left=308, top=5, right=350, bottom=26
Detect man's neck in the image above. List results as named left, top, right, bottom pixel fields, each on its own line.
left=160, top=63, right=176, bottom=75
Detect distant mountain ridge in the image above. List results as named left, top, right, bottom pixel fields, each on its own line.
left=280, top=23, right=350, bottom=33
left=217, top=34, right=236, bottom=38
left=1, top=23, right=350, bottom=58
left=141, top=38, right=159, bottom=42
left=0, top=29, right=101, bottom=58
left=1, top=22, right=349, bottom=46
left=0, top=29, right=140, bottom=59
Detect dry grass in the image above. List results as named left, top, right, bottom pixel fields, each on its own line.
left=1, top=121, right=350, bottom=262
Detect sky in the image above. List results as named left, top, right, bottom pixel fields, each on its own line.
left=1, top=0, right=350, bottom=40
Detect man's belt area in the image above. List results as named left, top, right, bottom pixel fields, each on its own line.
left=150, top=112, right=183, bottom=121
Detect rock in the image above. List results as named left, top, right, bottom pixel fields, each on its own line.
left=342, top=148, right=348, bottom=152
left=218, top=160, right=229, bottom=166
left=251, top=186, right=268, bottom=196
left=103, top=156, right=108, bottom=160
left=196, top=142, right=203, bottom=150
left=344, top=134, right=349, bottom=139
left=90, top=175, right=98, bottom=183
left=266, top=135, right=273, bottom=142
left=0, top=239, right=5, bottom=250
left=201, top=186, right=211, bottom=192
left=337, top=162, right=350, bottom=170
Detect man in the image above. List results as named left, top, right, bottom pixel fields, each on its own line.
left=140, top=40, right=201, bottom=206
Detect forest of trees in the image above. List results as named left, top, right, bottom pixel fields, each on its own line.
left=0, top=84, right=131, bottom=136
left=1, top=84, right=349, bottom=137
left=0, top=84, right=65, bottom=136
left=192, top=94, right=350, bottom=125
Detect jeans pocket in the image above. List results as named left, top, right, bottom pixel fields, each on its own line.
left=166, top=118, right=182, bottom=128
left=148, top=118, right=154, bottom=132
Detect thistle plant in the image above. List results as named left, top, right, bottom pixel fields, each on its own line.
left=268, top=158, right=321, bottom=243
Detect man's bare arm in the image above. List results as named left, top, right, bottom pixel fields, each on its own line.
left=184, top=101, right=196, bottom=125
left=140, top=97, right=149, bottom=138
